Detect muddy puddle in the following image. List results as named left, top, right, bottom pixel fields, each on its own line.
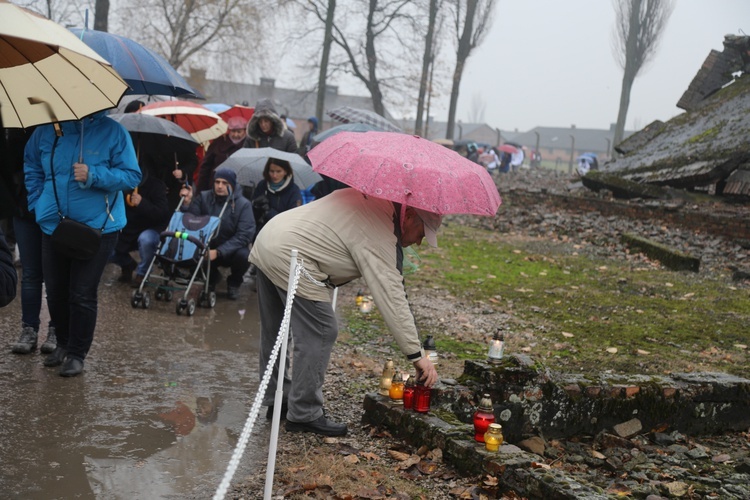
left=0, top=266, right=269, bottom=499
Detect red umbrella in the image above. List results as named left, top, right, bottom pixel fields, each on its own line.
left=218, top=104, right=254, bottom=123
left=307, top=131, right=501, bottom=216
left=139, top=100, right=227, bottom=144
left=497, top=144, right=519, bottom=154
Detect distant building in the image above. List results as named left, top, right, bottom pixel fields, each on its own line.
left=508, top=124, right=631, bottom=164
left=185, top=68, right=398, bottom=141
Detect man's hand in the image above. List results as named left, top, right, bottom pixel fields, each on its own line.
left=413, top=357, right=438, bottom=387
left=129, top=192, right=142, bottom=207
left=208, top=249, right=218, bottom=261
left=179, top=185, right=192, bottom=204
left=173, top=168, right=184, bottom=180
left=73, top=162, right=88, bottom=183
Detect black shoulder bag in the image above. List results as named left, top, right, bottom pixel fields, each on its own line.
left=49, top=136, right=116, bottom=260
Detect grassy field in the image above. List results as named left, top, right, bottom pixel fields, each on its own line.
left=343, top=223, right=749, bottom=378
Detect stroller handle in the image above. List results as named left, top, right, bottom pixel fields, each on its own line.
left=160, top=230, right=207, bottom=250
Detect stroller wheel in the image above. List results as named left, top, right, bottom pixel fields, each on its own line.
left=165, top=290, right=174, bottom=301
left=187, top=299, right=196, bottom=316
left=142, top=291, right=151, bottom=309
left=208, top=291, right=217, bottom=308
left=176, top=299, right=187, bottom=315
left=131, top=291, right=142, bottom=308
left=155, top=289, right=165, bottom=301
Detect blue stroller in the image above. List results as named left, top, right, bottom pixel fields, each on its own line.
left=131, top=197, right=230, bottom=315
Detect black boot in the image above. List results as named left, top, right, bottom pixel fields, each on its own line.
left=40, top=326, right=57, bottom=354
left=43, top=346, right=67, bottom=367
left=118, top=261, right=136, bottom=283
left=11, top=326, right=38, bottom=354
left=59, top=356, right=84, bottom=377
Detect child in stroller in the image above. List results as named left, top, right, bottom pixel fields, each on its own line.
left=130, top=201, right=228, bottom=315
left=131, top=168, right=255, bottom=314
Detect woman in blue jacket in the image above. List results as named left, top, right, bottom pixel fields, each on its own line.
left=24, top=111, right=141, bottom=377
left=250, top=158, right=302, bottom=240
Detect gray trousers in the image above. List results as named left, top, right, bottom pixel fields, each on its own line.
left=256, top=268, right=338, bottom=423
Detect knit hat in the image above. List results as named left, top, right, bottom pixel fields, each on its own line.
left=213, top=167, right=237, bottom=191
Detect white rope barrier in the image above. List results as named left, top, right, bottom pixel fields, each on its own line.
left=213, top=250, right=302, bottom=500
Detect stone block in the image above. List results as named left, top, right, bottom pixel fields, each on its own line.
left=613, top=418, right=643, bottom=438
left=517, top=436, right=545, bottom=456
left=625, top=386, right=641, bottom=398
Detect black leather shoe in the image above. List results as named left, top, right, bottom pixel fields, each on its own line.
left=227, top=286, right=239, bottom=300
left=43, top=346, right=67, bottom=367
left=285, top=415, right=347, bottom=437
left=265, top=403, right=288, bottom=420
left=59, top=356, right=84, bottom=377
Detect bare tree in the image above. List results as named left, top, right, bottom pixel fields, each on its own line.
left=414, top=0, right=442, bottom=136
left=611, top=0, right=673, bottom=150
left=445, top=0, right=496, bottom=140
left=316, top=0, right=337, bottom=124
left=19, top=0, right=91, bottom=26
left=295, top=0, right=338, bottom=125
left=121, top=0, right=265, bottom=73
left=93, top=0, right=109, bottom=31
left=329, top=0, right=418, bottom=116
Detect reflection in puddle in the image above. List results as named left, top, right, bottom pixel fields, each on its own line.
left=87, top=398, right=245, bottom=498
left=0, top=269, right=267, bottom=498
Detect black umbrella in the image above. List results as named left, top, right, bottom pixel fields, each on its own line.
left=108, top=113, right=197, bottom=165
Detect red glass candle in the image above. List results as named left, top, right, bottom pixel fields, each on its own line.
left=403, top=383, right=415, bottom=409
left=473, top=394, right=495, bottom=442
left=414, top=383, right=431, bottom=413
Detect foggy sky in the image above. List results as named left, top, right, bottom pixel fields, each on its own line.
left=451, top=0, right=750, bottom=133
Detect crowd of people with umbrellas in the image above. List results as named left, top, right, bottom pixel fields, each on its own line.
left=0, top=1, right=500, bottom=459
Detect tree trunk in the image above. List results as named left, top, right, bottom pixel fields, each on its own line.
left=613, top=0, right=642, bottom=150
left=93, top=0, right=109, bottom=31
left=316, top=0, right=336, bottom=125
left=446, top=0, right=477, bottom=140
left=366, top=0, right=385, bottom=115
left=415, top=0, right=439, bottom=137
left=614, top=68, right=636, bottom=150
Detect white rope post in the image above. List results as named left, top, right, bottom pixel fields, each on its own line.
left=264, top=249, right=298, bottom=499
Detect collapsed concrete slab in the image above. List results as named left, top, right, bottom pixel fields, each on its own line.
left=595, top=36, right=750, bottom=199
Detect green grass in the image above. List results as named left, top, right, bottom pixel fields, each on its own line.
left=407, top=224, right=750, bottom=377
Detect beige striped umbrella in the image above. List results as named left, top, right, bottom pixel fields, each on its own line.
left=139, top=100, right=227, bottom=144
left=0, top=0, right=127, bottom=128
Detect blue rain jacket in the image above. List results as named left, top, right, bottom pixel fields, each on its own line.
left=24, top=111, right=141, bottom=236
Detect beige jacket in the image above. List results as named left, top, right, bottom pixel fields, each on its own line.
left=250, top=188, right=423, bottom=360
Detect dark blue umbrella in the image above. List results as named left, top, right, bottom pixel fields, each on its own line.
left=69, top=28, right=203, bottom=99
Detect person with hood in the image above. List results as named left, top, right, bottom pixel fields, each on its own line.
left=111, top=166, right=171, bottom=286
left=243, top=99, right=297, bottom=153
left=251, top=158, right=302, bottom=240
left=195, top=116, right=248, bottom=192
left=24, top=111, right=141, bottom=377
left=178, top=167, right=255, bottom=300
left=250, top=188, right=441, bottom=436
left=296, top=116, right=319, bottom=157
